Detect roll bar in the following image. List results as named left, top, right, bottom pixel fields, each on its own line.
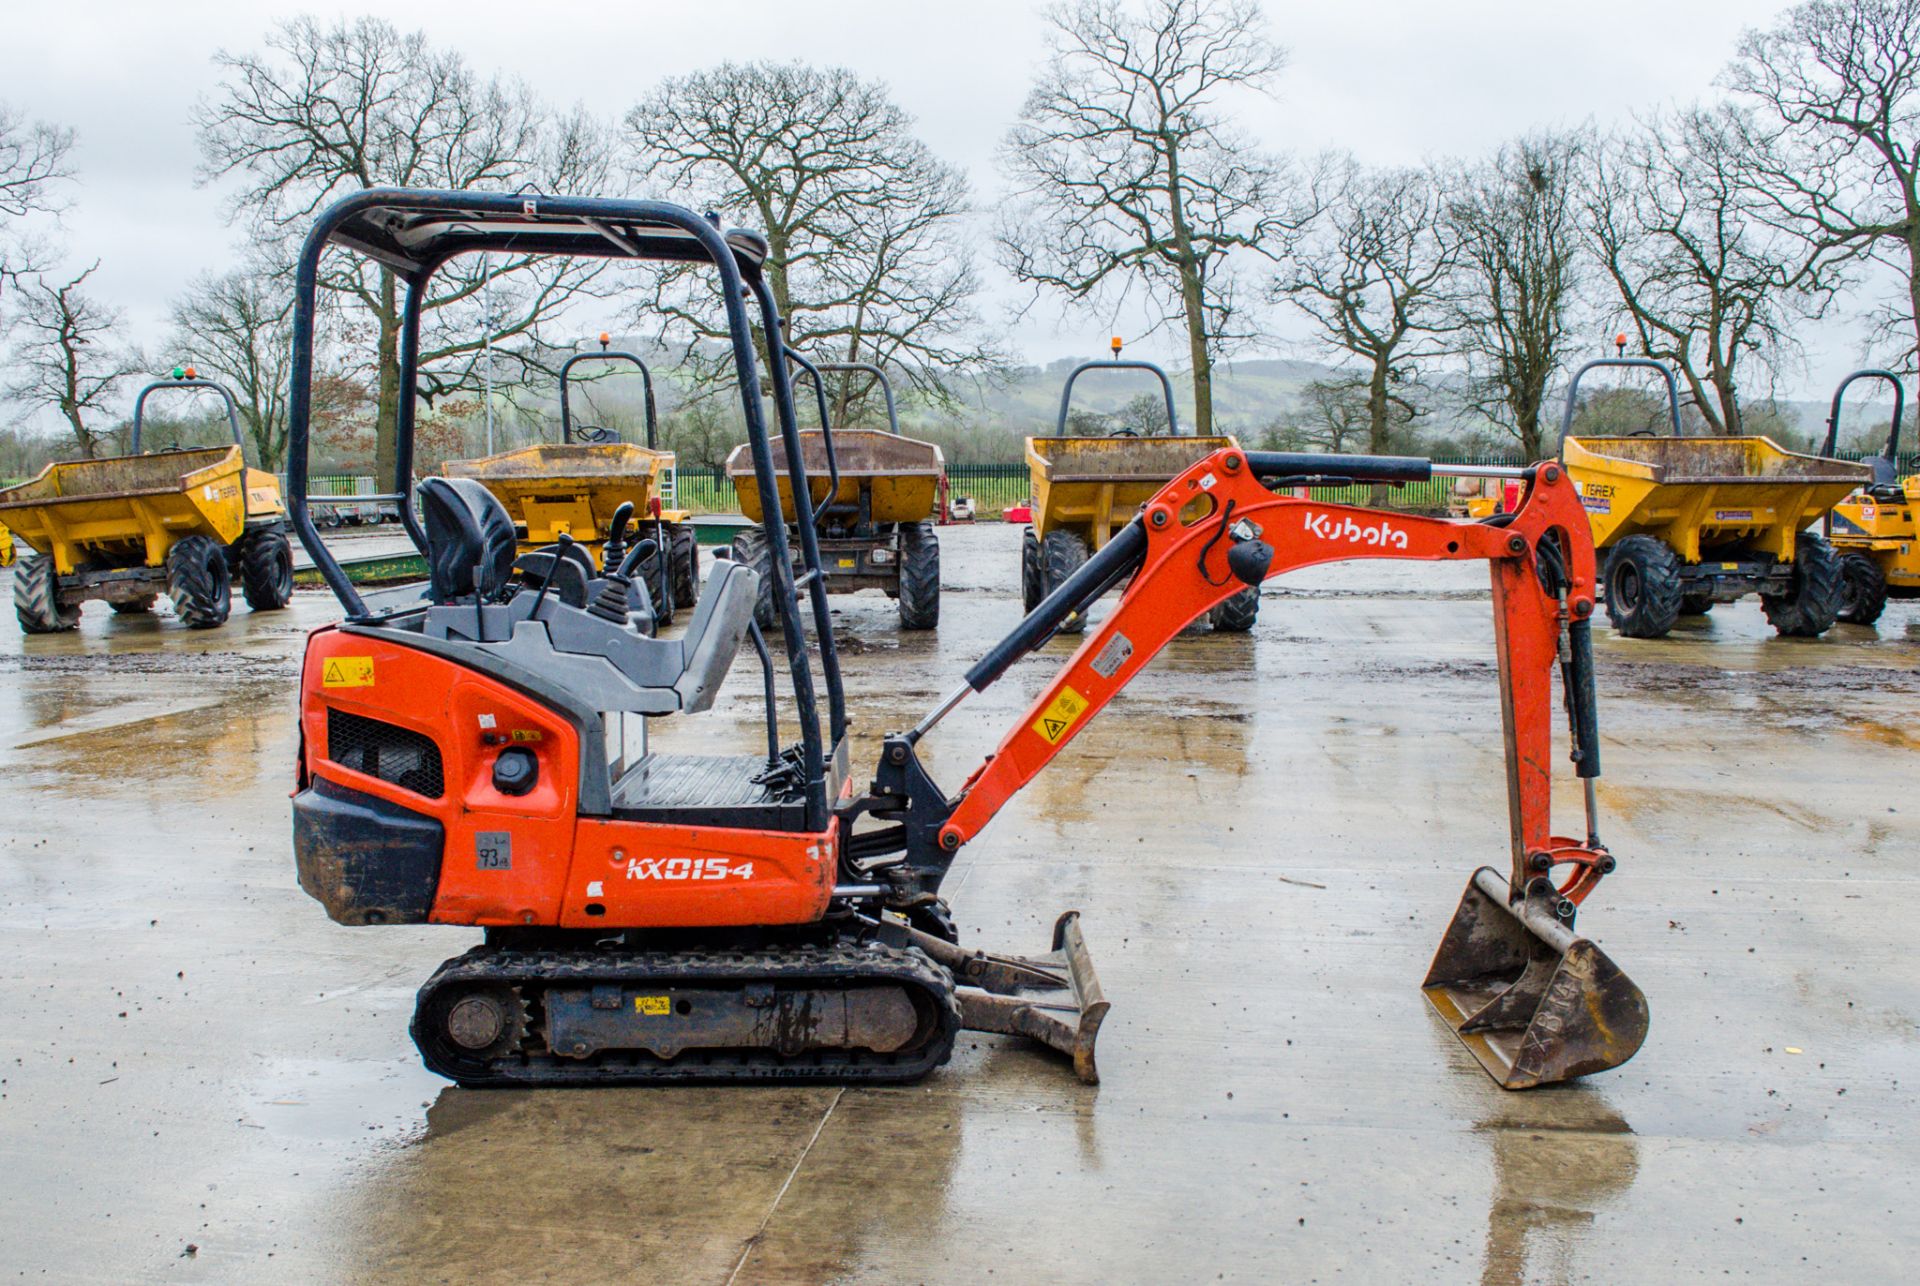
left=559, top=337, right=658, bottom=448
left=131, top=377, right=245, bottom=454
left=283, top=188, right=844, bottom=830
left=1557, top=358, right=1683, bottom=441
left=1055, top=346, right=1182, bottom=437
left=783, top=347, right=841, bottom=529
left=1819, top=369, right=1905, bottom=461
left=806, top=361, right=900, bottom=434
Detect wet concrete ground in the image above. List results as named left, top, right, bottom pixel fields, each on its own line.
left=2, top=522, right=1918, bottom=1283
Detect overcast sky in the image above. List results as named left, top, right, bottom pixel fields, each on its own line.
left=7, top=0, right=1889, bottom=423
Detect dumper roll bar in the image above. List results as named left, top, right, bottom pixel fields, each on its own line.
left=130, top=377, right=245, bottom=453
left=1557, top=358, right=1683, bottom=441
left=1819, top=369, right=1905, bottom=462
left=283, top=188, right=846, bottom=830
left=1055, top=351, right=1182, bottom=437
left=558, top=338, right=657, bottom=447
left=802, top=361, right=901, bottom=434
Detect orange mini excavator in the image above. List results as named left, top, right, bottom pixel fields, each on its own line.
left=289, top=190, right=1647, bottom=1091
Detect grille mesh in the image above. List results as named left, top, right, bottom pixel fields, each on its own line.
left=327, top=709, right=444, bottom=798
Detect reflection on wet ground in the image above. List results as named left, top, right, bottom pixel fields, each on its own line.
left=1, top=526, right=1917, bottom=1283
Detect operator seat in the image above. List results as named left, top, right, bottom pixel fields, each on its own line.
left=419, top=477, right=517, bottom=603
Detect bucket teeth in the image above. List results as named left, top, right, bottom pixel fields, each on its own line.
left=908, top=910, right=1109, bottom=1084
left=1424, top=868, right=1649, bottom=1090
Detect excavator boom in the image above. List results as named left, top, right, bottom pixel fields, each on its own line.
left=852, top=446, right=1646, bottom=1088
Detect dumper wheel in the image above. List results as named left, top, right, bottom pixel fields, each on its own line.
left=1041, top=529, right=1090, bottom=635
left=1835, top=551, right=1888, bottom=626
left=110, top=596, right=158, bottom=616
left=1761, top=532, right=1840, bottom=638
left=1209, top=586, right=1261, bottom=633
left=731, top=526, right=778, bottom=630
left=897, top=521, right=940, bottom=630
left=1021, top=527, right=1042, bottom=614
left=240, top=530, right=294, bottom=611
left=12, top=553, right=78, bottom=634
left=166, top=535, right=232, bottom=629
left=1602, top=536, right=1683, bottom=639
left=1679, top=592, right=1715, bottom=616
left=669, top=525, right=700, bottom=609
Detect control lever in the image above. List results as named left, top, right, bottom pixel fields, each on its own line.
left=592, top=537, right=659, bottom=624
left=602, top=502, right=635, bottom=574
left=528, top=532, right=574, bottom=619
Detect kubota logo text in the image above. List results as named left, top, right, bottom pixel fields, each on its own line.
left=1302, top=511, right=1410, bottom=550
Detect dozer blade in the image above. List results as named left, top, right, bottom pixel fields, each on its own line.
left=908, top=910, right=1109, bottom=1084
left=1423, top=867, right=1648, bottom=1090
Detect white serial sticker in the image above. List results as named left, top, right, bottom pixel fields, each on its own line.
left=1090, top=632, right=1134, bottom=678
left=1199, top=472, right=1218, bottom=490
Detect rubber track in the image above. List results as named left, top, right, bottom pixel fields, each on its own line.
left=412, top=940, right=961, bottom=1087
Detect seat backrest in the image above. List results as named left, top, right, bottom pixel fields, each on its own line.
left=673, top=559, right=760, bottom=713
left=420, top=477, right=517, bottom=603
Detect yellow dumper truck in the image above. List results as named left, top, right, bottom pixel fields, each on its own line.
left=1820, top=370, right=1918, bottom=625
left=727, top=358, right=944, bottom=630
left=1561, top=358, right=1868, bottom=639
left=444, top=338, right=699, bottom=623
left=1021, top=344, right=1256, bottom=634
left=0, top=375, right=294, bottom=632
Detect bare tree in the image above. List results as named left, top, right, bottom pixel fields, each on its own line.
left=167, top=263, right=295, bottom=469
left=997, top=0, right=1312, bottom=433
left=1724, top=0, right=1920, bottom=368
left=196, top=16, right=622, bottom=483
left=1589, top=107, right=1833, bottom=433
left=1447, top=131, right=1589, bottom=458
left=0, top=101, right=76, bottom=294
left=1276, top=162, right=1456, bottom=474
left=1289, top=377, right=1373, bottom=454
left=3, top=263, right=143, bottom=457
left=625, top=61, right=996, bottom=425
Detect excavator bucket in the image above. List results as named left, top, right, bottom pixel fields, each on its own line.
left=909, top=911, right=1109, bottom=1083
left=1423, top=868, right=1648, bottom=1090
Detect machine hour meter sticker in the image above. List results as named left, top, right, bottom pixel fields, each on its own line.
left=1033, top=685, right=1089, bottom=744
left=1090, top=632, right=1134, bottom=678
left=321, top=656, right=375, bottom=688
left=475, top=832, right=512, bottom=870
left=634, top=996, right=671, bottom=1016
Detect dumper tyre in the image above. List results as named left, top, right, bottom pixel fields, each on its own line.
left=731, top=526, right=777, bottom=630
left=1761, top=533, right=1840, bottom=638
left=12, top=553, right=78, bottom=634
left=1209, top=586, right=1261, bottom=633
left=669, top=525, right=700, bottom=610
left=110, top=596, right=158, bottom=616
left=240, top=530, right=294, bottom=611
left=1042, top=529, right=1090, bottom=635
left=1835, top=551, right=1888, bottom=626
left=1679, top=592, right=1714, bottom=616
left=1602, top=536, right=1683, bottom=639
left=166, top=534, right=232, bottom=629
left=1021, top=527, right=1042, bottom=614
left=897, top=520, right=940, bottom=630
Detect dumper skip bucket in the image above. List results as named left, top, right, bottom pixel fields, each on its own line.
left=1424, top=868, right=1649, bottom=1089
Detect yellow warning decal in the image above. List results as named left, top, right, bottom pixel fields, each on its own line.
left=1032, top=685, right=1089, bottom=745
left=322, top=656, right=376, bottom=688
left=837, top=557, right=857, bottom=568
left=634, top=996, right=671, bottom=1016
left=509, top=728, right=544, bottom=743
